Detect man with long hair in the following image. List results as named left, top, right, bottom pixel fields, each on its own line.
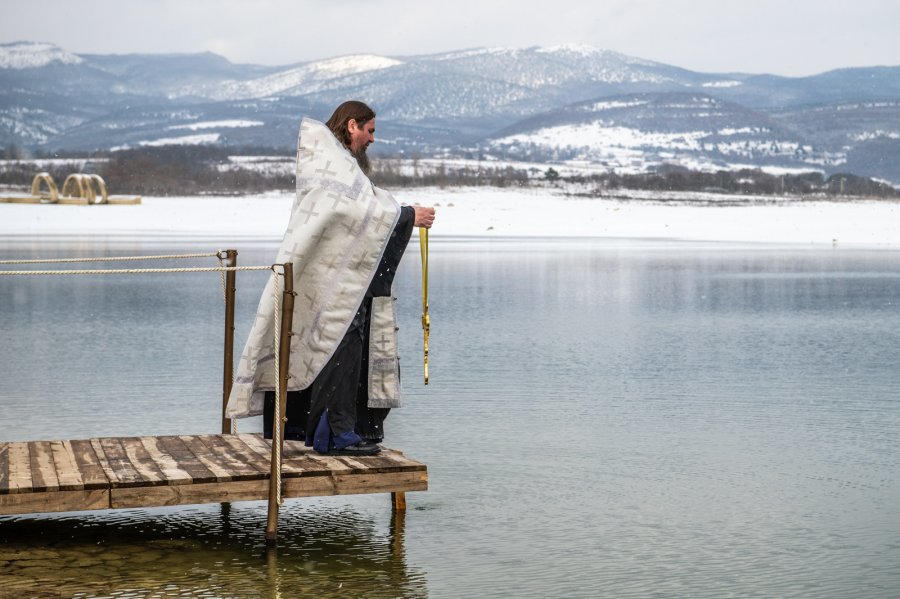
left=226, top=100, right=434, bottom=456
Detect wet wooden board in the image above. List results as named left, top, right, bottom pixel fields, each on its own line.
left=50, top=441, right=84, bottom=491
left=69, top=439, right=110, bottom=490
left=0, top=433, right=427, bottom=515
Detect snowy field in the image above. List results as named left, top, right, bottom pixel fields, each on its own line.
left=2, top=187, right=899, bottom=247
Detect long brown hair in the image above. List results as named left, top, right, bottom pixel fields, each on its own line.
left=325, top=100, right=375, bottom=149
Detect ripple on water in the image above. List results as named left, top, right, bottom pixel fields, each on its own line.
left=0, top=501, right=427, bottom=598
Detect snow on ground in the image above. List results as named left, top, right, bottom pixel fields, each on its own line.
left=0, top=158, right=107, bottom=170
left=138, top=133, right=221, bottom=147
left=168, top=120, right=264, bottom=131
left=2, top=187, right=898, bottom=248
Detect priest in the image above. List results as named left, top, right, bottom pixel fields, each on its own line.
left=225, top=101, right=435, bottom=455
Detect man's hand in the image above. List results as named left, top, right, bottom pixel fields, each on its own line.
left=413, top=205, right=436, bottom=229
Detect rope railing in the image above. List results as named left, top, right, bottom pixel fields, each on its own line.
left=272, top=268, right=284, bottom=506
left=0, top=266, right=273, bottom=276
left=0, top=251, right=225, bottom=265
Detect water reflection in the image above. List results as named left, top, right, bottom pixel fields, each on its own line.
left=0, top=501, right=424, bottom=597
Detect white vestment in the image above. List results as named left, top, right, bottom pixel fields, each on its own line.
left=225, top=118, right=403, bottom=419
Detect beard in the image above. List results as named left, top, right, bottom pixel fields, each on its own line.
left=352, top=146, right=371, bottom=175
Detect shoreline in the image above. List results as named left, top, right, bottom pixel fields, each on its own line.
left=2, top=187, right=899, bottom=249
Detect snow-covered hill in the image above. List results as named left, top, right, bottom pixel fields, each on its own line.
left=176, top=54, right=404, bottom=100
left=0, top=41, right=83, bottom=69
left=1, top=41, right=898, bottom=182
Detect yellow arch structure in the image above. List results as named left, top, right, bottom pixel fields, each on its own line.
left=85, top=174, right=108, bottom=204
left=61, top=174, right=94, bottom=204
left=30, top=172, right=59, bottom=204
left=2, top=172, right=137, bottom=205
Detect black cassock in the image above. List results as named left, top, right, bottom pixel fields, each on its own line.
left=263, top=205, right=415, bottom=447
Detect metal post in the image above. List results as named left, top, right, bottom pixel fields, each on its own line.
left=266, top=262, right=294, bottom=545
left=222, top=249, right=237, bottom=434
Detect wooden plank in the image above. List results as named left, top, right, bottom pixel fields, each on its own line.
left=282, top=439, right=314, bottom=454
left=7, top=442, right=33, bottom=494
left=339, top=454, right=421, bottom=473
left=50, top=441, right=84, bottom=491
left=90, top=438, right=121, bottom=487
left=29, top=441, right=60, bottom=493
left=98, top=438, right=145, bottom=487
left=69, top=439, right=111, bottom=489
left=0, top=443, right=8, bottom=494
left=284, top=470, right=428, bottom=498
left=155, top=436, right=217, bottom=484
left=378, top=452, right=429, bottom=472
left=335, top=455, right=372, bottom=471
left=222, top=434, right=275, bottom=473
left=236, top=433, right=275, bottom=460
left=119, top=437, right=167, bottom=485
left=331, top=471, right=428, bottom=496
left=237, top=433, right=423, bottom=476
left=271, top=437, right=330, bottom=478
left=0, top=489, right=109, bottom=515
left=138, top=436, right=193, bottom=486
left=179, top=436, right=233, bottom=482
left=111, top=479, right=269, bottom=509
left=193, top=435, right=267, bottom=480
left=240, top=433, right=356, bottom=477
left=305, top=453, right=356, bottom=475
left=280, top=452, right=333, bottom=478
left=113, top=470, right=427, bottom=508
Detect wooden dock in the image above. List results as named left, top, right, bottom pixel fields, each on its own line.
left=0, top=433, right=427, bottom=516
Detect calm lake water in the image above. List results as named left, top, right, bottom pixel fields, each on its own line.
left=1, top=236, right=899, bottom=598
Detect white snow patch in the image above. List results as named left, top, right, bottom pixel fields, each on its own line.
left=138, top=133, right=221, bottom=147
left=725, top=163, right=825, bottom=176
left=717, top=127, right=763, bottom=136
left=495, top=123, right=710, bottom=152
left=218, top=156, right=293, bottom=176
left=433, top=47, right=516, bottom=61
left=302, top=54, right=402, bottom=78
left=702, top=80, right=742, bottom=88
left=0, top=42, right=83, bottom=69
left=169, top=120, right=263, bottom=131
left=536, top=43, right=602, bottom=56
left=852, top=130, right=900, bottom=141
left=590, top=100, right=648, bottom=111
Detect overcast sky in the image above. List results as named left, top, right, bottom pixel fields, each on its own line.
left=2, top=0, right=898, bottom=76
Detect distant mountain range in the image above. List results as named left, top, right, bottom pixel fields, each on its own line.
left=2, top=41, right=899, bottom=183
